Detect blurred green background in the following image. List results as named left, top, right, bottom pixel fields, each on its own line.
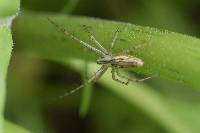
left=3, top=0, right=200, bottom=133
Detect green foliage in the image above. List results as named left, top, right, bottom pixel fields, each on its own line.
left=11, top=11, right=200, bottom=132
left=4, top=120, right=30, bottom=133
left=0, top=0, right=25, bottom=132
left=0, top=26, right=13, bottom=133
left=14, top=12, right=200, bottom=89
left=0, top=0, right=20, bottom=17
left=1, top=0, right=199, bottom=132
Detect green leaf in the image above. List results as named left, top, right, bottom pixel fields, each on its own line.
left=4, top=120, right=31, bottom=133
left=79, top=83, right=93, bottom=117
left=0, top=0, right=20, bottom=17
left=13, top=11, right=200, bottom=89
left=12, top=11, right=200, bottom=132
left=0, top=26, right=13, bottom=133
left=79, top=61, right=93, bottom=117
left=0, top=0, right=20, bottom=132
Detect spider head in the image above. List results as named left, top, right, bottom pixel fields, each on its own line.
left=97, top=55, right=112, bottom=65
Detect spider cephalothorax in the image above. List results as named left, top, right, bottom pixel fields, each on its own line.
left=48, top=18, right=151, bottom=97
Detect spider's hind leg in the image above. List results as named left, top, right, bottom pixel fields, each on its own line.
left=111, top=68, right=129, bottom=85
left=115, top=68, right=130, bottom=85
left=113, top=68, right=153, bottom=85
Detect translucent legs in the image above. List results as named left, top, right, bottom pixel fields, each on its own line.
left=111, top=67, right=152, bottom=85
left=82, top=25, right=108, bottom=54
left=60, top=65, right=108, bottom=98
left=111, top=68, right=129, bottom=85
left=111, top=28, right=120, bottom=50
left=48, top=18, right=106, bottom=56
left=82, top=25, right=121, bottom=55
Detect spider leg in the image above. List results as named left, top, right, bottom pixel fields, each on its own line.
left=60, top=65, right=108, bottom=98
left=133, top=76, right=152, bottom=82
left=48, top=18, right=106, bottom=56
left=122, top=41, right=152, bottom=54
left=111, top=67, right=129, bottom=85
left=116, top=68, right=152, bottom=83
left=110, top=28, right=121, bottom=50
left=82, top=25, right=108, bottom=54
left=115, top=68, right=130, bottom=84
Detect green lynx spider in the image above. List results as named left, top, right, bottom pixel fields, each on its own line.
left=48, top=18, right=151, bottom=97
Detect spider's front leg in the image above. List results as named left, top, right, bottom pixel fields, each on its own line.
left=60, top=65, right=108, bottom=98
left=111, top=67, right=129, bottom=85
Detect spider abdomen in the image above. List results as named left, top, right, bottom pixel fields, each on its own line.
left=111, top=55, right=144, bottom=68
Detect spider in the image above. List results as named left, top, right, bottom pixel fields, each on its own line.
left=48, top=18, right=151, bottom=97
